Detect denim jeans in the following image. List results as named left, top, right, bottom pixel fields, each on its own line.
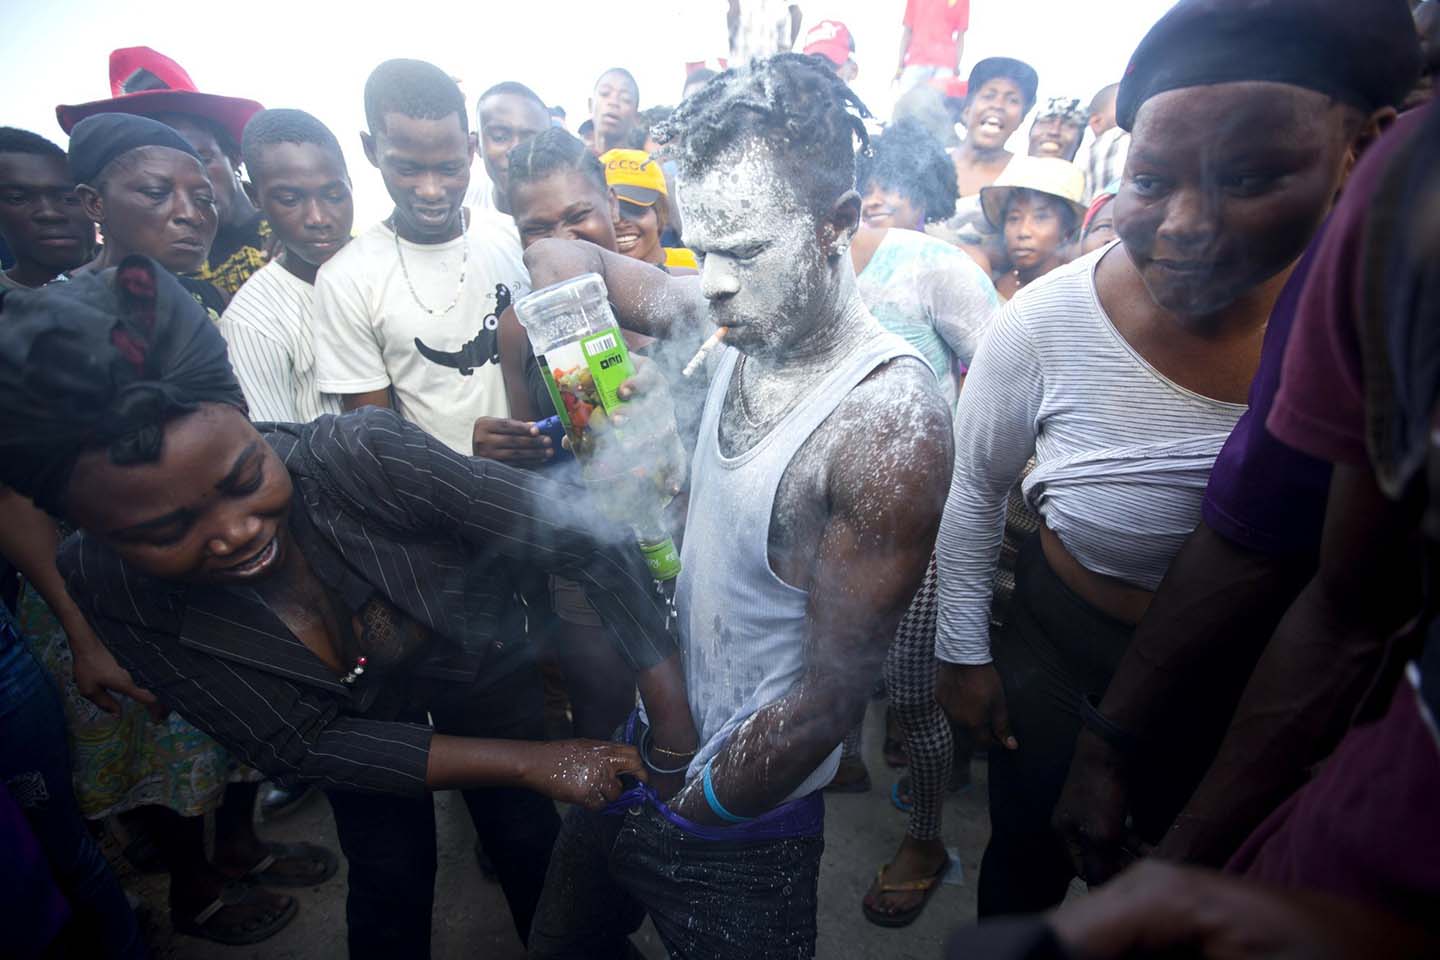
left=0, top=617, right=146, bottom=959
left=326, top=655, right=561, bottom=959
left=529, top=791, right=824, bottom=959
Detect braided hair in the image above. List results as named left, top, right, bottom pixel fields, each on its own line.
left=856, top=119, right=957, bottom=223
left=506, top=126, right=609, bottom=199
left=655, top=53, right=872, bottom=215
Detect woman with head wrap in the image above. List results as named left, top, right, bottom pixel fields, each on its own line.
left=0, top=259, right=696, bottom=956
left=1027, top=96, right=1090, bottom=162
left=1, top=112, right=310, bottom=946
left=931, top=0, right=1421, bottom=917
left=67, top=112, right=227, bottom=314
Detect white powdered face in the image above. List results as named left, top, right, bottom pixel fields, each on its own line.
left=676, top=139, right=834, bottom=362
left=677, top=136, right=878, bottom=447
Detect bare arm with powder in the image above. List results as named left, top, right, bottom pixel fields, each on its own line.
left=671, top=362, right=954, bottom=822
left=523, top=238, right=707, bottom=343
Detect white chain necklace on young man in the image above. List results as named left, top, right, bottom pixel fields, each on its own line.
left=393, top=208, right=468, bottom=317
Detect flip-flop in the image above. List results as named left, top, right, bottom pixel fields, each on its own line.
left=861, top=859, right=950, bottom=928
left=241, top=841, right=338, bottom=888
left=172, top=881, right=298, bottom=945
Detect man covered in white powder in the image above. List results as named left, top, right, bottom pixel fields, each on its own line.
left=524, top=54, right=953, bottom=959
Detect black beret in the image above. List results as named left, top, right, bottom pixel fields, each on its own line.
left=967, top=57, right=1040, bottom=113
left=1117, top=0, right=1422, bottom=131
left=67, top=111, right=203, bottom=186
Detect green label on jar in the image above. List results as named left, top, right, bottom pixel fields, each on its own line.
left=579, top=328, right=636, bottom=413
left=639, top=537, right=682, bottom=581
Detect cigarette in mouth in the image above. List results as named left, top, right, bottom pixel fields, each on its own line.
left=683, top=327, right=728, bottom=378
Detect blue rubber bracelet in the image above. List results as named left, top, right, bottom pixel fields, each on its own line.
left=702, top=761, right=751, bottom=824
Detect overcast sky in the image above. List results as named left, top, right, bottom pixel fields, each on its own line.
left=6, top=0, right=1177, bottom=222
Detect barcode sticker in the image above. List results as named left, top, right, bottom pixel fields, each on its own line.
left=585, top=332, right=618, bottom=356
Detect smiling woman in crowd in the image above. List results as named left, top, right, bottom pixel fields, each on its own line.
left=600, top=147, right=698, bottom=273
left=1027, top=96, right=1089, bottom=163
left=10, top=111, right=321, bottom=948
left=0, top=259, right=697, bottom=958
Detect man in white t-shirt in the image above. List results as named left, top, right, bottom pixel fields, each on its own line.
left=314, top=58, right=531, bottom=457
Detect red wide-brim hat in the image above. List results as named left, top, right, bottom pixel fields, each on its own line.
left=56, top=46, right=263, bottom=148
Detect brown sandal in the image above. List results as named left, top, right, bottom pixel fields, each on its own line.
left=861, top=859, right=949, bottom=928
left=172, top=882, right=297, bottom=945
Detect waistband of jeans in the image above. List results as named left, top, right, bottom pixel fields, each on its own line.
left=606, top=712, right=825, bottom=842
left=601, top=782, right=824, bottom=842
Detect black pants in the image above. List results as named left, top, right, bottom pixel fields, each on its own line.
left=978, top=535, right=1135, bottom=917
left=529, top=803, right=824, bottom=959
left=327, top=658, right=561, bottom=959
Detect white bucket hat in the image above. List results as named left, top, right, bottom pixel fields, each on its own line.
left=980, top=157, right=1088, bottom=233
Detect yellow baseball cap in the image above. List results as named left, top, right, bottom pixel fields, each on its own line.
left=600, top=148, right=667, bottom=207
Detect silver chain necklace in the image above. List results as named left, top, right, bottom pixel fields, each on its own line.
left=392, top=209, right=468, bottom=317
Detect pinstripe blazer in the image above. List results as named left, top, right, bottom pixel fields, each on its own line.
left=59, top=407, right=676, bottom=795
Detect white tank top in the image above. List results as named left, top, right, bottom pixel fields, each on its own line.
left=677, top=331, right=922, bottom=801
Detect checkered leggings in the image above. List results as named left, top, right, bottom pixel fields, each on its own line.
left=836, top=556, right=950, bottom=840
left=883, top=554, right=952, bottom=841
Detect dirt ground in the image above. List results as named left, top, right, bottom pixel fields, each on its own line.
left=123, top=705, right=995, bottom=959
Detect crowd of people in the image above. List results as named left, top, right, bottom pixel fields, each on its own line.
left=0, top=0, right=1438, bottom=958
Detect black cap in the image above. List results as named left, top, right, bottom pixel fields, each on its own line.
left=967, top=57, right=1040, bottom=114
left=1117, top=0, right=1422, bottom=131
left=67, top=112, right=203, bottom=186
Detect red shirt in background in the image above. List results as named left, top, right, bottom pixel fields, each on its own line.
left=904, top=0, right=970, bottom=68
